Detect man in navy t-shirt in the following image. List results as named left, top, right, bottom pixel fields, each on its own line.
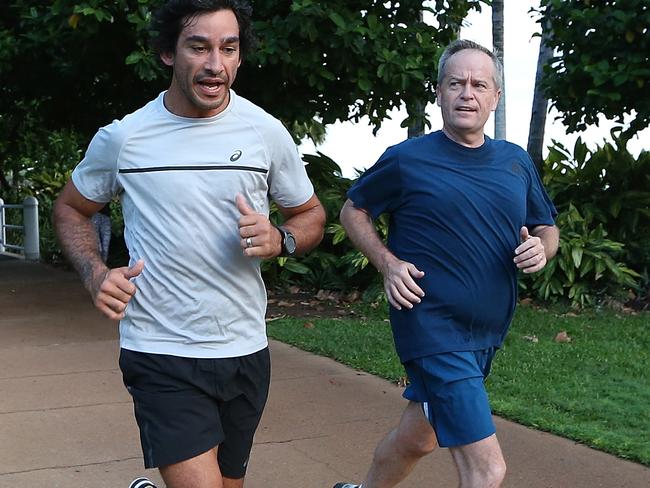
left=336, top=40, right=559, bottom=488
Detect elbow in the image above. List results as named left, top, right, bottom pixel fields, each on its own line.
left=339, top=199, right=353, bottom=231
left=340, top=199, right=367, bottom=233
left=51, top=194, right=67, bottom=227
left=52, top=181, right=77, bottom=226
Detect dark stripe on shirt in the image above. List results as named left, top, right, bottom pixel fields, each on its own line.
left=119, top=165, right=268, bottom=174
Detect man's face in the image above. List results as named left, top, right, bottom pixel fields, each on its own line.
left=161, top=9, right=241, bottom=118
left=436, top=49, right=501, bottom=146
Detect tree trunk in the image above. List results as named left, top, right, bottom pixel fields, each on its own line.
left=408, top=9, right=426, bottom=139
left=492, top=0, right=506, bottom=140
left=527, top=11, right=553, bottom=172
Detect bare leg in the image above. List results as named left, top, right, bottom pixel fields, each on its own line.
left=159, top=448, right=223, bottom=488
left=449, top=434, right=506, bottom=488
left=363, top=401, right=438, bottom=488
left=222, top=476, right=244, bottom=488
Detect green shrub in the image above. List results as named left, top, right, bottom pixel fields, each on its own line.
left=262, top=152, right=384, bottom=296
left=518, top=135, right=648, bottom=307
left=520, top=204, right=640, bottom=307
left=542, top=135, right=650, bottom=281
left=270, top=146, right=646, bottom=307
left=0, top=128, right=84, bottom=263
left=8, top=134, right=644, bottom=310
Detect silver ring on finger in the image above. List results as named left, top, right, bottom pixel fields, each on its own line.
left=246, top=237, right=253, bottom=248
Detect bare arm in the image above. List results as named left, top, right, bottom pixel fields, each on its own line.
left=340, top=198, right=424, bottom=310
left=53, top=180, right=109, bottom=291
left=53, top=180, right=143, bottom=320
left=276, top=193, right=326, bottom=255
left=237, top=193, right=326, bottom=258
left=514, top=224, right=560, bottom=273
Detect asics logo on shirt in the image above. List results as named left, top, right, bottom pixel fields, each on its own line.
left=230, top=150, right=243, bottom=162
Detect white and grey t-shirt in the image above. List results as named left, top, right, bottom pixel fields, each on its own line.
left=72, top=91, right=314, bottom=358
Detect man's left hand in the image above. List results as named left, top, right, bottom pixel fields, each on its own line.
left=236, top=194, right=281, bottom=258
left=514, top=226, right=547, bottom=273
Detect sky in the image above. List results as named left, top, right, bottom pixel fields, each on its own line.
left=299, top=1, right=649, bottom=178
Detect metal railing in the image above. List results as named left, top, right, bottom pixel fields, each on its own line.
left=0, top=196, right=40, bottom=261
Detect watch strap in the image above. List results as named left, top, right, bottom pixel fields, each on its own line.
left=275, top=225, right=296, bottom=257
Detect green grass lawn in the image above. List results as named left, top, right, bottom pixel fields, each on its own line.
left=267, top=302, right=650, bottom=466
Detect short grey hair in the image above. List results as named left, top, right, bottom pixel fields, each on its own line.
left=437, top=39, right=503, bottom=90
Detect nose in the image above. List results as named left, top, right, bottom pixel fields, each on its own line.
left=204, top=50, right=224, bottom=74
left=460, top=83, right=474, bottom=100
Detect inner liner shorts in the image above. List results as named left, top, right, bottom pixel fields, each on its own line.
left=119, top=347, right=270, bottom=478
left=403, top=347, right=497, bottom=448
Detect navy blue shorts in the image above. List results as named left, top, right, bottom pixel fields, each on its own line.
left=119, top=348, right=270, bottom=478
left=403, top=348, right=497, bottom=448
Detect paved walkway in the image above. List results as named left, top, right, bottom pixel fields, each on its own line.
left=1, top=260, right=648, bottom=487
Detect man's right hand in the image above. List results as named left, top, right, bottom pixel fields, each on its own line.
left=91, top=260, right=144, bottom=320
left=339, top=199, right=425, bottom=311
left=382, top=258, right=425, bottom=311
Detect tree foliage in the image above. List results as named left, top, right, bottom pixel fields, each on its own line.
left=538, top=0, right=650, bottom=137
left=0, top=0, right=483, bottom=270
left=243, top=0, right=483, bottom=136
left=0, top=0, right=482, bottom=187
left=0, top=1, right=164, bottom=141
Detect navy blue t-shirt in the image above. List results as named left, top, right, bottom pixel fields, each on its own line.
left=348, top=131, right=557, bottom=362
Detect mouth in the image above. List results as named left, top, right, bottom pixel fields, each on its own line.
left=455, top=106, right=476, bottom=113
left=197, top=78, right=226, bottom=96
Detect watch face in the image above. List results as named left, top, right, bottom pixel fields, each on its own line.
left=285, top=233, right=297, bottom=254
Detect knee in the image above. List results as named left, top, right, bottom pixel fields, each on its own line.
left=394, top=429, right=437, bottom=458
left=485, top=458, right=507, bottom=487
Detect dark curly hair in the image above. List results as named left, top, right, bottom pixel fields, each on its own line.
left=150, top=0, right=255, bottom=59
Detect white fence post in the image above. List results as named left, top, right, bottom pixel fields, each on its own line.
left=0, top=198, right=5, bottom=253
left=22, top=196, right=40, bottom=261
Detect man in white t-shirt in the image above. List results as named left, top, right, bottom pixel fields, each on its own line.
left=52, top=1, right=325, bottom=487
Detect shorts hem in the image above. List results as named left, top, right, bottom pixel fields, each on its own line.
left=438, top=427, right=496, bottom=449
left=220, top=462, right=248, bottom=480
left=144, top=435, right=222, bottom=469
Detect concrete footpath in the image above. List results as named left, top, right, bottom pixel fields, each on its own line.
left=1, top=259, right=648, bottom=487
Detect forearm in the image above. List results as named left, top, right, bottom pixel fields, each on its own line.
left=531, top=224, right=560, bottom=260
left=282, top=203, right=326, bottom=256
left=339, top=199, right=396, bottom=275
left=53, top=200, right=107, bottom=293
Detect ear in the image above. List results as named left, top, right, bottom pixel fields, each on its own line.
left=160, top=51, right=174, bottom=67
left=491, top=89, right=502, bottom=111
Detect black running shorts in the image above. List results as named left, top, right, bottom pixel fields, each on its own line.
left=119, top=347, right=271, bottom=478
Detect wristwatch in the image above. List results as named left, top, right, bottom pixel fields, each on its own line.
left=276, top=225, right=297, bottom=257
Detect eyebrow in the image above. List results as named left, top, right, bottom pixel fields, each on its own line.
left=447, top=75, right=490, bottom=84
left=184, top=35, right=240, bottom=44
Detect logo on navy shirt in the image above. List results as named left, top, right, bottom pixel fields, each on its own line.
left=230, top=150, right=243, bottom=162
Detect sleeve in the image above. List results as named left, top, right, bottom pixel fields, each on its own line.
left=347, top=145, right=402, bottom=220
left=71, top=124, right=122, bottom=204
left=266, top=121, right=314, bottom=208
left=524, top=156, right=558, bottom=228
